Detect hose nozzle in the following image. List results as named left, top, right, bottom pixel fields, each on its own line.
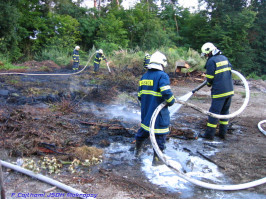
left=192, top=80, right=207, bottom=93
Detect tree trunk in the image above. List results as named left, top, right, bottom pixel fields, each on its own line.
left=174, top=14, right=179, bottom=33
left=94, top=0, right=97, bottom=8
left=170, top=1, right=179, bottom=33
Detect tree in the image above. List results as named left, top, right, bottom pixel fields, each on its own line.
left=46, top=13, right=81, bottom=49
left=0, top=0, right=22, bottom=61
left=121, top=2, right=173, bottom=50
left=178, top=10, right=211, bottom=50
left=249, top=0, right=266, bottom=76
left=95, top=13, right=129, bottom=52
left=199, top=0, right=257, bottom=75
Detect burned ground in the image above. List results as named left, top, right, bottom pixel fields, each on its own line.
left=0, top=62, right=265, bottom=199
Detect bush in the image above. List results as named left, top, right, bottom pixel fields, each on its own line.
left=34, top=48, right=72, bottom=66
left=247, top=72, right=262, bottom=80
left=106, top=47, right=206, bottom=74
left=0, top=53, right=28, bottom=70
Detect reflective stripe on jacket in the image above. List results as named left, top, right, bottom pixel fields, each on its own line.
left=138, top=69, right=175, bottom=134
left=205, top=54, right=234, bottom=98
left=73, top=50, right=79, bottom=63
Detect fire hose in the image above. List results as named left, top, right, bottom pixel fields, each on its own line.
left=0, top=160, right=91, bottom=199
left=258, top=120, right=266, bottom=136
left=149, top=70, right=266, bottom=190
left=0, top=53, right=96, bottom=76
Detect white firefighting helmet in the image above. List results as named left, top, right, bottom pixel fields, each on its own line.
left=98, top=49, right=103, bottom=54
left=149, top=51, right=168, bottom=68
left=75, top=46, right=80, bottom=50
left=201, top=42, right=216, bottom=57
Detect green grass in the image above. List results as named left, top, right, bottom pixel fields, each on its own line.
left=0, top=54, right=28, bottom=71
left=0, top=63, right=28, bottom=71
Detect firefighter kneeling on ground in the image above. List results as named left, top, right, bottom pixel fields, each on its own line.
left=94, top=49, right=108, bottom=73
left=199, top=42, right=234, bottom=140
left=135, top=51, right=175, bottom=166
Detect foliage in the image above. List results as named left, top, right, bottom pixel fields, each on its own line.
left=0, top=54, right=28, bottom=70
left=95, top=13, right=129, bottom=52
left=247, top=72, right=266, bottom=81
left=34, top=48, right=72, bottom=66
left=0, top=1, right=22, bottom=61
left=0, top=0, right=264, bottom=78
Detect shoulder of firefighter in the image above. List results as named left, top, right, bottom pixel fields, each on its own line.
left=73, top=49, right=80, bottom=62
left=94, top=53, right=107, bottom=62
left=205, top=54, right=234, bottom=99
left=137, top=70, right=175, bottom=134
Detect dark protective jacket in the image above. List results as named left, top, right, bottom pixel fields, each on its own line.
left=94, top=53, right=107, bottom=65
left=205, top=53, right=234, bottom=98
left=143, top=55, right=151, bottom=67
left=138, top=69, right=175, bottom=134
left=73, top=50, right=79, bottom=63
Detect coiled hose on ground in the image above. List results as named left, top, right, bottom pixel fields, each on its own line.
left=149, top=70, right=266, bottom=190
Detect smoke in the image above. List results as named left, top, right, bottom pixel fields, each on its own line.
left=80, top=102, right=141, bottom=123
left=104, top=104, right=140, bottom=122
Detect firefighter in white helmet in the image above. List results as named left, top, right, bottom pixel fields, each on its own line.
left=143, top=53, right=151, bottom=69
left=199, top=42, right=234, bottom=140
left=72, top=46, right=80, bottom=71
left=94, top=49, right=107, bottom=72
left=135, top=51, right=175, bottom=166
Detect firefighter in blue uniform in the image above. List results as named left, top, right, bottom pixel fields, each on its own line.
left=94, top=49, right=107, bottom=72
left=200, top=42, right=234, bottom=140
left=72, top=46, right=80, bottom=71
left=143, top=53, right=151, bottom=68
left=135, top=51, right=175, bottom=166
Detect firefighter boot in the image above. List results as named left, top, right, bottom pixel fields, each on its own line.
left=134, top=140, right=143, bottom=158
left=199, top=126, right=215, bottom=140
left=219, top=124, right=228, bottom=139
left=152, top=150, right=164, bottom=166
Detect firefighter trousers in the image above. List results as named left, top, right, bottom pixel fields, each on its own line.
left=72, top=62, right=79, bottom=71
left=94, top=63, right=100, bottom=72
left=205, top=96, right=232, bottom=139
left=135, top=128, right=167, bottom=151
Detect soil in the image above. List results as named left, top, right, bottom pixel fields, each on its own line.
left=0, top=62, right=265, bottom=199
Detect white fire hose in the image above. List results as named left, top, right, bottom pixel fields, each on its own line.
left=175, top=70, right=250, bottom=119
left=0, top=53, right=96, bottom=76
left=258, top=120, right=266, bottom=136
left=149, top=70, right=266, bottom=190
left=0, top=160, right=91, bottom=199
